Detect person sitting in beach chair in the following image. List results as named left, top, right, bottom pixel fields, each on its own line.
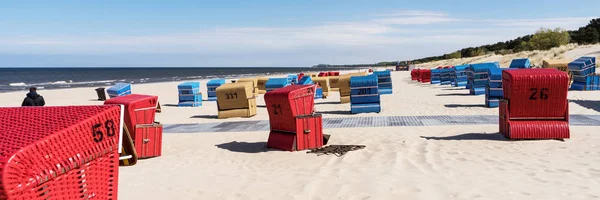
left=21, top=87, right=46, bottom=106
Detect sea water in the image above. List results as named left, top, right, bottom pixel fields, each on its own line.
left=0, top=67, right=338, bottom=92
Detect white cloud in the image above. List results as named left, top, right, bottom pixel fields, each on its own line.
left=372, top=10, right=459, bottom=25
left=378, top=10, right=448, bottom=17
left=485, top=17, right=597, bottom=29
left=0, top=12, right=597, bottom=66
left=372, top=16, right=459, bottom=25
left=1, top=22, right=400, bottom=54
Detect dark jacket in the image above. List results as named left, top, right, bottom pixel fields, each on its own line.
left=22, top=92, right=46, bottom=106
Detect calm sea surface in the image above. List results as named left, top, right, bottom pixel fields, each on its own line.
left=0, top=67, right=352, bottom=92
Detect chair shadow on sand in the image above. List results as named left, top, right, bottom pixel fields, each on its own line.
left=190, top=115, right=218, bottom=119
left=421, top=132, right=507, bottom=141
left=436, top=93, right=472, bottom=96
left=570, top=100, right=600, bottom=112
left=315, top=101, right=341, bottom=105
left=162, top=104, right=179, bottom=107
left=442, top=88, right=466, bottom=91
left=444, top=104, right=487, bottom=108
left=215, top=141, right=276, bottom=153
left=316, top=110, right=353, bottom=115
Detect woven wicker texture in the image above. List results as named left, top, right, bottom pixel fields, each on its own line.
left=265, top=78, right=289, bottom=91
left=216, top=82, right=255, bottom=110
left=350, top=75, right=380, bottom=104
left=266, top=114, right=323, bottom=151
left=470, top=62, right=499, bottom=71
left=340, top=96, right=350, bottom=104
left=454, top=65, right=468, bottom=72
left=542, top=59, right=570, bottom=72
left=265, top=85, right=315, bottom=114
left=441, top=67, right=454, bottom=83
left=217, top=107, right=257, bottom=119
left=303, top=73, right=317, bottom=78
left=256, top=77, right=269, bottom=93
left=430, top=69, right=441, bottom=81
left=177, top=82, right=202, bottom=107
left=0, top=106, right=121, bottom=199
left=453, top=65, right=468, bottom=83
left=509, top=58, right=530, bottom=69
left=312, top=77, right=331, bottom=95
left=177, top=82, right=200, bottom=95
left=506, top=120, right=570, bottom=139
left=411, top=69, right=419, bottom=80
left=339, top=72, right=369, bottom=95
left=338, top=75, right=352, bottom=97
left=134, top=124, right=163, bottom=159
left=419, top=69, right=431, bottom=82
left=104, top=94, right=158, bottom=136
left=568, top=57, right=595, bottom=78
left=297, top=73, right=305, bottom=81
left=468, top=63, right=499, bottom=89
left=487, top=68, right=504, bottom=81
left=298, top=76, right=313, bottom=85
left=328, top=76, right=340, bottom=88
left=237, top=78, right=258, bottom=95
left=502, top=69, right=569, bottom=118
left=350, top=75, right=378, bottom=87
left=207, top=79, right=226, bottom=98
left=287, top=75, right=298, bottom=84
left=499, top=100, right=569, bottom=139
left=264, top=85, right=316, bottom=133
left=569, top=57, right=595, bottom=70
left=207, top=79, right=226, bottom=87
left=107, top=83, right=132, bottom=98
left=582, top=56, right=596, bottom=64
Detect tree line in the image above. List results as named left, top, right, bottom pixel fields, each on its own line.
left=409, top=18, right=600, bottom=64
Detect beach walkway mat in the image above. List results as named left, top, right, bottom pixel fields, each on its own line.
left=163, top=115, right=600, bottom=133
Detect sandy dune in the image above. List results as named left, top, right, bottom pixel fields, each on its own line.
left=415, top=44, right=600, bottom=69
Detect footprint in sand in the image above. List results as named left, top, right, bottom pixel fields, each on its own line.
left=399, top=187, right=422, bottom=193
left=578, top=162, right=590, bottom=167
left=506, top=160, right=524, bottom=166
left=532, top=177, right=548, bottom=183
left=585, top=194, right=599, bottom=199
left=525, top=172, right=536, bottom=177
left=557, top=169, right=572, bottom=173
left=589, top=168, right=600, bottom=172
left=578, top=185, right=590, bottom=190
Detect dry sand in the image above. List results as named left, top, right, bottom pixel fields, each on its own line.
left=1, top=46, right=600, bottom=200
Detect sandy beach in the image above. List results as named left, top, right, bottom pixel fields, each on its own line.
left=1, top=46, right=600, bottom=200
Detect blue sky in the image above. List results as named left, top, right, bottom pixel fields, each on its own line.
left=1, top=0, right=598, bottom=67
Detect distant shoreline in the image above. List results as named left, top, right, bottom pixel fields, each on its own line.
left=0, top=67, right=377, bottom=93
